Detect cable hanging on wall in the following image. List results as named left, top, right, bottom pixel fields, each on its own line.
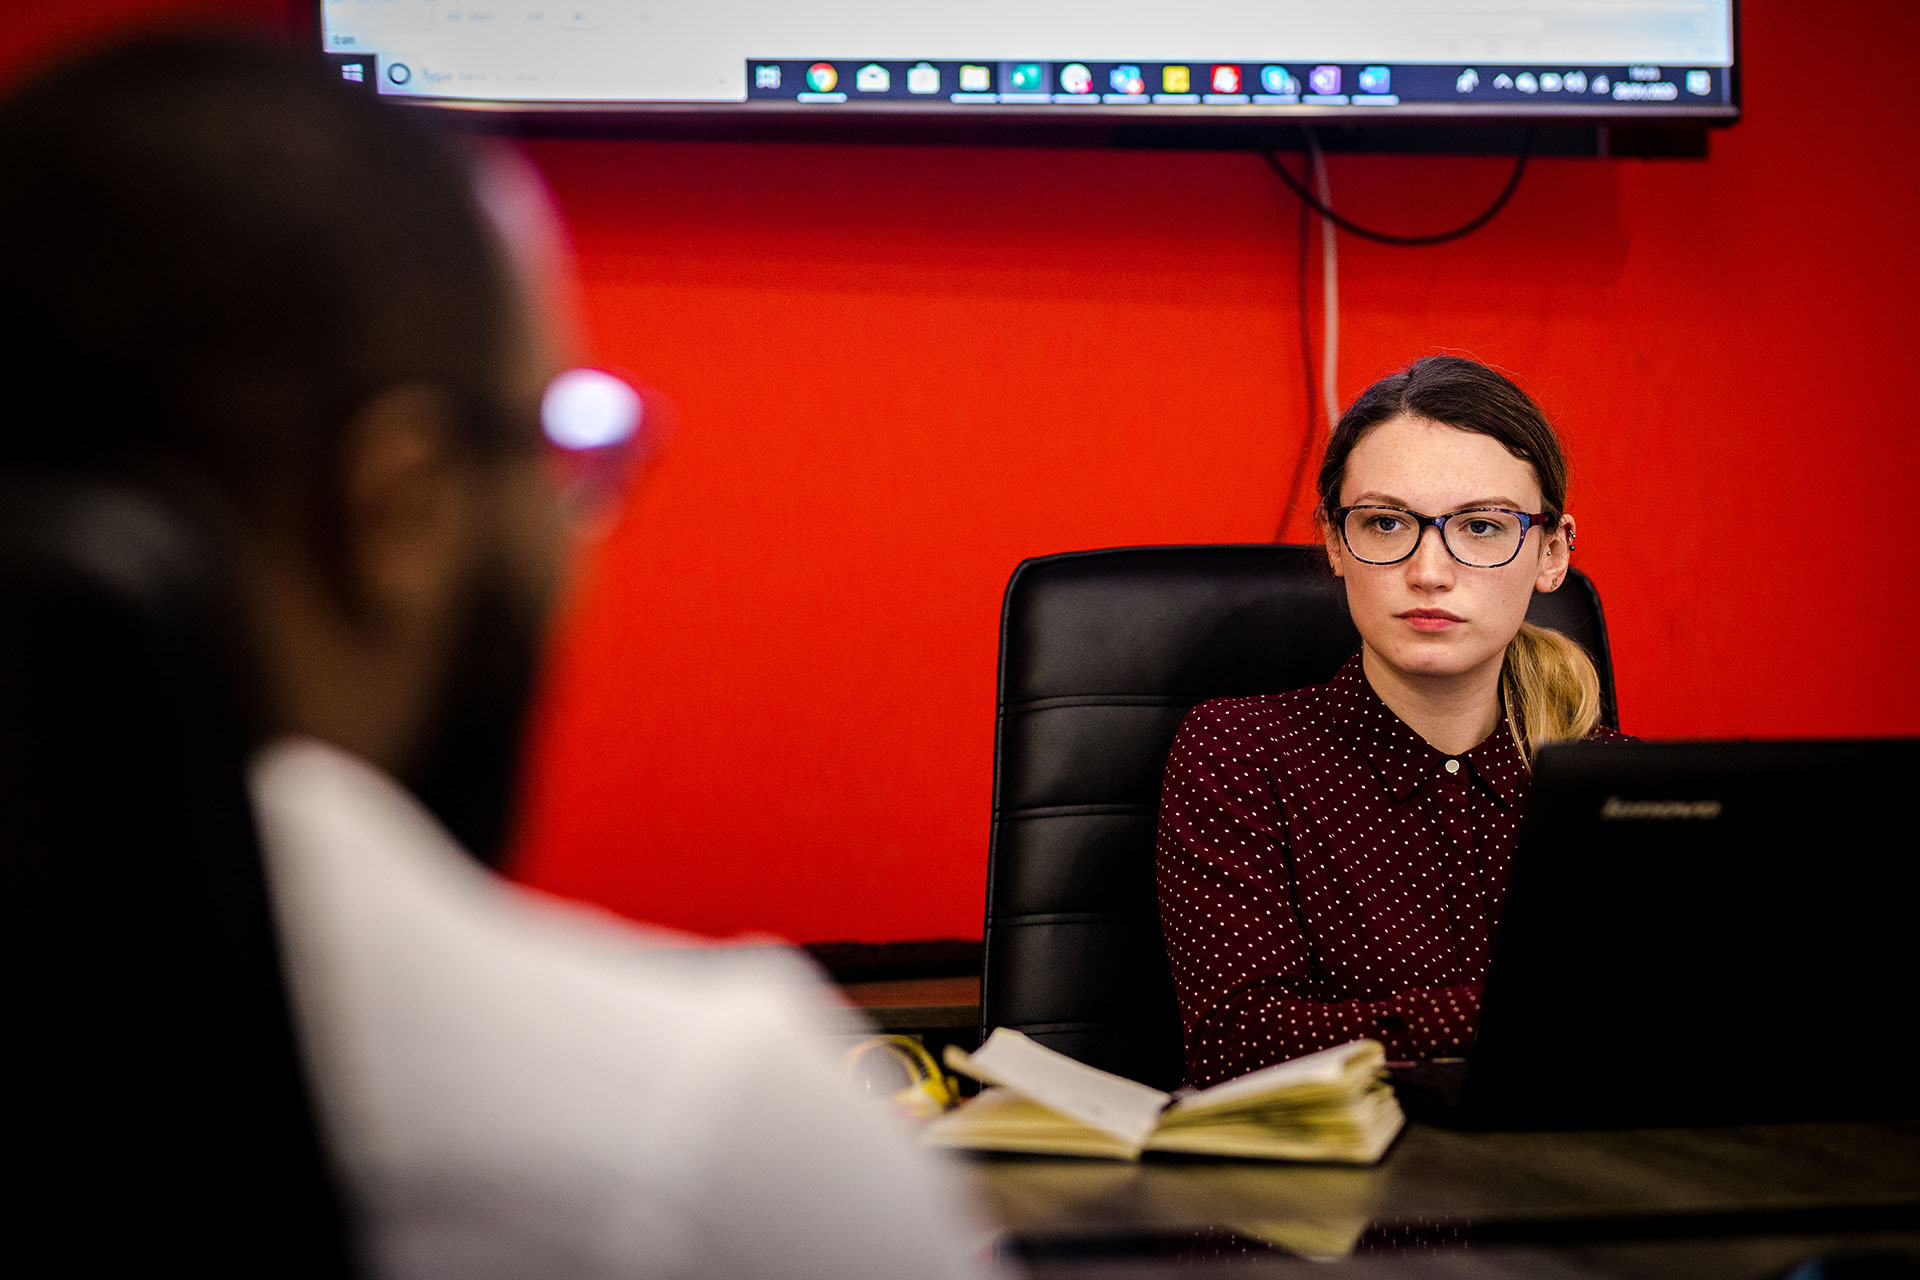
left=1271, top=126, right=1537, bottom=542
left=1263, top=126, right=1538, bottom=248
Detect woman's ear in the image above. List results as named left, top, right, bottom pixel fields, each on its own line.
left=1536, top=512, right=1575, bottom=593
left=1317, top=509, right=1344, bottom=578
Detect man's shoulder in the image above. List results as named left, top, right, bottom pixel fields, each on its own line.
left=248, top=738, right=908, bottom=1274
left=249, top=736, right=848, bottom=1048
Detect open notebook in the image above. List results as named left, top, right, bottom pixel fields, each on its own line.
left=922, top=1028, right=1402, bottom=1163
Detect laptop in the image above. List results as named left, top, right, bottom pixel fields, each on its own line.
left=1389, top=737, right=1920, bottom=1129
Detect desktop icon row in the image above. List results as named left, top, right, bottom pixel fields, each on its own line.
left=759, top=60, right=1390, bottom=100
left=750, top=59, right=1718, bottom=106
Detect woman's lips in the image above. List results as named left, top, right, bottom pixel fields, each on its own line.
left=1399, top=608, right=1463, bottom=633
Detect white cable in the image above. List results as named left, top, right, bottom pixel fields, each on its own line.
left=1306, top=130, right=1339, bottom=431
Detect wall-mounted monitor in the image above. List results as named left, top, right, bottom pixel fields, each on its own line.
left=316, top=1, right=1738, bottom=151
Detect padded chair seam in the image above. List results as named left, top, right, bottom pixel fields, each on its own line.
left=1004, top=693, right=1200, bottom=711
left=987, top=912, right=1157, bottom=927
left=996, top=804, right=1155, bottom=820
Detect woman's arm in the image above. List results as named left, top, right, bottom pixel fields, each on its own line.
left=1155, top=702, right=1480, bottom=1089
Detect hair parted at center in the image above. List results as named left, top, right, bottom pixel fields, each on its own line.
left=1315, top=354, right=1601, bottom=762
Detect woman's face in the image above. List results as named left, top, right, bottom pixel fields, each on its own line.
left=1323, top=413, right=1571, bottom=694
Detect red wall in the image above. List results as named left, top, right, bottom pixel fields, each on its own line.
left=10, top=3, right=1920, bottom=946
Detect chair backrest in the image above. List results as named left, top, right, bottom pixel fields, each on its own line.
left=0, top=477, right=355, bottom=1272
left=980, top=543, right=1617, bottom=1089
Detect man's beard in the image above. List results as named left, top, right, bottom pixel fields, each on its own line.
left=400, top=561, right=547, bottom=871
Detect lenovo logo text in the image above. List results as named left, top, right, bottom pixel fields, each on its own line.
left=1600, top=796, right=1724, bottom=821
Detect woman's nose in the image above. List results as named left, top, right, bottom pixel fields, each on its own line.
left=1404, top=523, right=1456, bottom=585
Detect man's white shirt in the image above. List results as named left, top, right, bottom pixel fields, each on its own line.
left=251, top=736, right=996, bottom=1279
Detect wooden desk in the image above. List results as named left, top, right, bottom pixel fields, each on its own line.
left=962, top=1120, right=1920, bottom=1276
left=840, top=974, right=979, bottom=1033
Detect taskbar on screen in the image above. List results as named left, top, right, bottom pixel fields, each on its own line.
left=746, top=58, right=1731, bottom=112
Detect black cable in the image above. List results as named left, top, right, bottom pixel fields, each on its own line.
left=1262, top=126, right=1536, bottom=248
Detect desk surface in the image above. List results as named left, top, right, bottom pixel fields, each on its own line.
left=962, top=1119, right=1920, bottom=1276
left=840, top=974, right=979, bottom=1031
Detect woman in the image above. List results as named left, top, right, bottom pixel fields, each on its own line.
left=1155, top=355, right=1625, bottom=1089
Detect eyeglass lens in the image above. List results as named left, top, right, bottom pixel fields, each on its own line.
left=1342, top=506, right=1527, bottom=568
left=539, top=367, right=655, bottom=522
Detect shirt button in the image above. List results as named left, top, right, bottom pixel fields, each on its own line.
left=1445, top=759, right=1461, bottom=774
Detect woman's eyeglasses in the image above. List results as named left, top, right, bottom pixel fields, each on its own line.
left=1333, top=504, right=1553, bottom=569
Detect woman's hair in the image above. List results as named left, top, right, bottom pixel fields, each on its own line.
left=1316, top=355, right=1601, bottom=762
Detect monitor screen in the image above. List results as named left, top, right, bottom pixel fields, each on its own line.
left=316, top=1, right=1738, bottom=140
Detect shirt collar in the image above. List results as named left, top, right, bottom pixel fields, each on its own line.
left=1327, top=654, right=1526, bottom=808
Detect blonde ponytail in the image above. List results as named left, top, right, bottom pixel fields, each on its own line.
left=1501, top=622, right=1601, bottom=766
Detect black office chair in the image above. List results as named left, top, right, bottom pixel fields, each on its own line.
left=979, top=543, right=1617, bottom=1090
left=0, top=476, right=355, bottom=1273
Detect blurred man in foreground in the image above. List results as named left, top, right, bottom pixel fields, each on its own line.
left=0, top=33, right=994, bottom=1279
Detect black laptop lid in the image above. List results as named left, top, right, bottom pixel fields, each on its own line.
left=1462, top=737, right=1920, bottom=1128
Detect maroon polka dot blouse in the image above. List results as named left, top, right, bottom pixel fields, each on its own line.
left=1155, top=653, right=1625, bottom=1089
